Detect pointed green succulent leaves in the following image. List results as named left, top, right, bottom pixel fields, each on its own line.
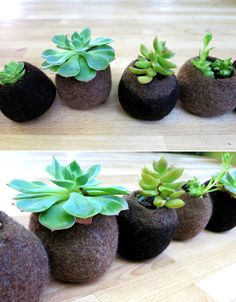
left=8, top=157, right=129, bottom=231
left=42, top=28, right=115, bottom=82
left=0, top=61, right=25, bottom=85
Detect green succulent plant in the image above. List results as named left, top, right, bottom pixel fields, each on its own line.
left=129, top=36, right=177, bottom=84
left=42, top=28, right=115, bottom=82
left=191, top=32, right=234, bottom=79
left=219, top=170, right=236, bottom=199
left=138, top=156, right=185, bottom=208
left=8, top=157, right=129, bottom=231
left=0, top=61, right=25, bottom=85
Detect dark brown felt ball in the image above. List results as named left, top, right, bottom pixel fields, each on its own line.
left=29, top=213, right=118, bottom=283
left=118, top=61, right=180, bottom=121
left=173, top=193, right=212, bottom=240
left=117, top=192, right=178, bottom=261
left=0, top=211, right=49, bottom=302
left=0, top=62, right=56, bottom=122
left=206, top=190, right=236, bottom=232
left=55, top=66, right=111, bottom=110
left=177, top=56, right=236, bottom=117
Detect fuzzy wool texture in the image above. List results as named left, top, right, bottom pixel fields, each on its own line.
left=117, top=191, right=178, bottom=261
left=118, top=61, right=180, bottom=121
left=174, top=193, right=212, bottom=240
left=177, top=56, right=236, bottom=117
left=0, top=211, right=49, bottom=302
left=29, top=214, right=118, bottom=283
left=0, top=62, right=56, bottom=122
left=55, top=66, right=111, bottom=110
left=206, top=190, right=236, bottom=232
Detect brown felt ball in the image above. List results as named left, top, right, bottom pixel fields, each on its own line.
left=118, top=61, right=180, bottom=121
left=117, top=192, right=178, bottom=261
left=173, top=193, right=212, bottom=240
left=29, top=213, right=118, bottom=283
left=177, top=56, right=236, bottom=117
left=55, top=66, right=111, bottom=110
left=0, top=211, right=49, bottom=302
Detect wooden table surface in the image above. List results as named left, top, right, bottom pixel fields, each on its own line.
left=1, top=152, right=236, bottom=302
left=0, top=0, right=236, bottom=151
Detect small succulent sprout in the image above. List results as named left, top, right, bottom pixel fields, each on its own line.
left=211, top=58, right=234, bottom=78
left=138, top=156, right=185, bottom=209
left=42, top=28, right=115, bottom=82
left=0, top=61, right=25, bottom=85
left=8, top=157, right=129, bottom=231
left=129, top=36, right=177, bottom=84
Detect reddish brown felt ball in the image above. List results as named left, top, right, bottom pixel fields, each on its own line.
left=29, top=213, right=118, bottom=283
left=117, top=192, right=178, bottom=261
left=174, top=193, right=212, bottom=240
left=0, top=211, right=49, bottom=302
left=177, top=56, right=236, bottom=117
left=55, top=66, right=111, bottom=110
left=0, top=62, right=56, bottom=122
left=206, top=190, right=236, bottom=232
left=118, top=61, right=180, bottom=121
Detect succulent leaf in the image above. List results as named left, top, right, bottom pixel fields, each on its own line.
left=0, top=61, right=25, bottom=85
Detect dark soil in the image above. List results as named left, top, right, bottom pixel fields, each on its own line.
left=56, top=66, right=111, bottom=110
left=177, top=56, right=236, bottom=117
left=0, top=62, right=56, bottom=122
left=118, top=61, right=180, bottom=121
left=174, top=193, right=212, bottom=240
left=29, top=213, right=118, bottom=283
left=117, top=191, right=178, bottom=261
left=0, top=211, right=49, bottom=302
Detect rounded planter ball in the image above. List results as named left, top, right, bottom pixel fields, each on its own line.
left=117, top=192, right=178, bottom=261
left=29, top=214, right=118, bottom=283
left=206, top=190, right=236, bottom=232
left=0, top=62, right=56, bottom=122
left=118, top=61, right=180, bottom=121
left=55, top=66, right=112, bottom=110
left=0, top=211, right=49, bottom=302
left=177, top=56, right=236, bottom=117
left=173, top=193, right=212, bottom=240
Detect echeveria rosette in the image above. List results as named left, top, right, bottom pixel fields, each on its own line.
left=129, top=36, right=177, bottom=84
left=219, top=170, right=236, bottom=199
left=0, top=61, right=25, bottom=85
left=138, top=156, right=185, bottom=208
left=8, top=158, right=129, bottom=231
left=41, top=28, right=115, bottom=82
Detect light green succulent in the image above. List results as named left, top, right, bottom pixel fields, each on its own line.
left=42, top=28, right=115, bottom=82
left=129, top=36, right=177, bottom=84
left=0, top=61, right=25, bottom=85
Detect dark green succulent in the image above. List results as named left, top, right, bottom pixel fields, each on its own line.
left=129, top=36, right=177, bottom=84
left=8, top=157, right=129, bottom=231
left=0, top=61, right=25, bottom=85
left=211, top=58, right=234, bottom=78
left=42, top=28, right=115, bottom=82
left=138, top=156, right=185, bottom=208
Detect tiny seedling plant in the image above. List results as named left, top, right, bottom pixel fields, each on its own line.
left=129, top=36, right=177, bottom=84
left=138, top=156, right=185, bottom=209
left=42, top=28, right=115, bottom=82
left=192, top=32, right=234, bottom=79
left=0, top=61, right=25, bottom=85
left=8, top=158, right=129, bottom=231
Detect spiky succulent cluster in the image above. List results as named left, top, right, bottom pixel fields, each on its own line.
left=129, top=36, right=177, bottom=84
left=138, top=156, right=185, bottom=208
left=42, top=28, right=115, bottom=82
left=192, top=32, right=234, bottom=79
left=8, top=158, right=129, bottom=231
left=0, top=61, right=25, bottom=85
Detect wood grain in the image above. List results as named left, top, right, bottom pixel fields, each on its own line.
left=0, top=0, right=236, bottom=150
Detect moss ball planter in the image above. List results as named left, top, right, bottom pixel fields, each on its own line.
left=0, top=62, right=56, bottom=122
left=118, top=62, right=180, bottom=121
left=177, top=56, right=236, bottom=117
left=0, top=211, right=49, bottom=302
left=173, top=192, right=212, bottom=240
left=117, top=192, right=179, bottom=261
left=206, top=190, right=236, bottom=232
left=29, top=214, right=118, bottom=283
